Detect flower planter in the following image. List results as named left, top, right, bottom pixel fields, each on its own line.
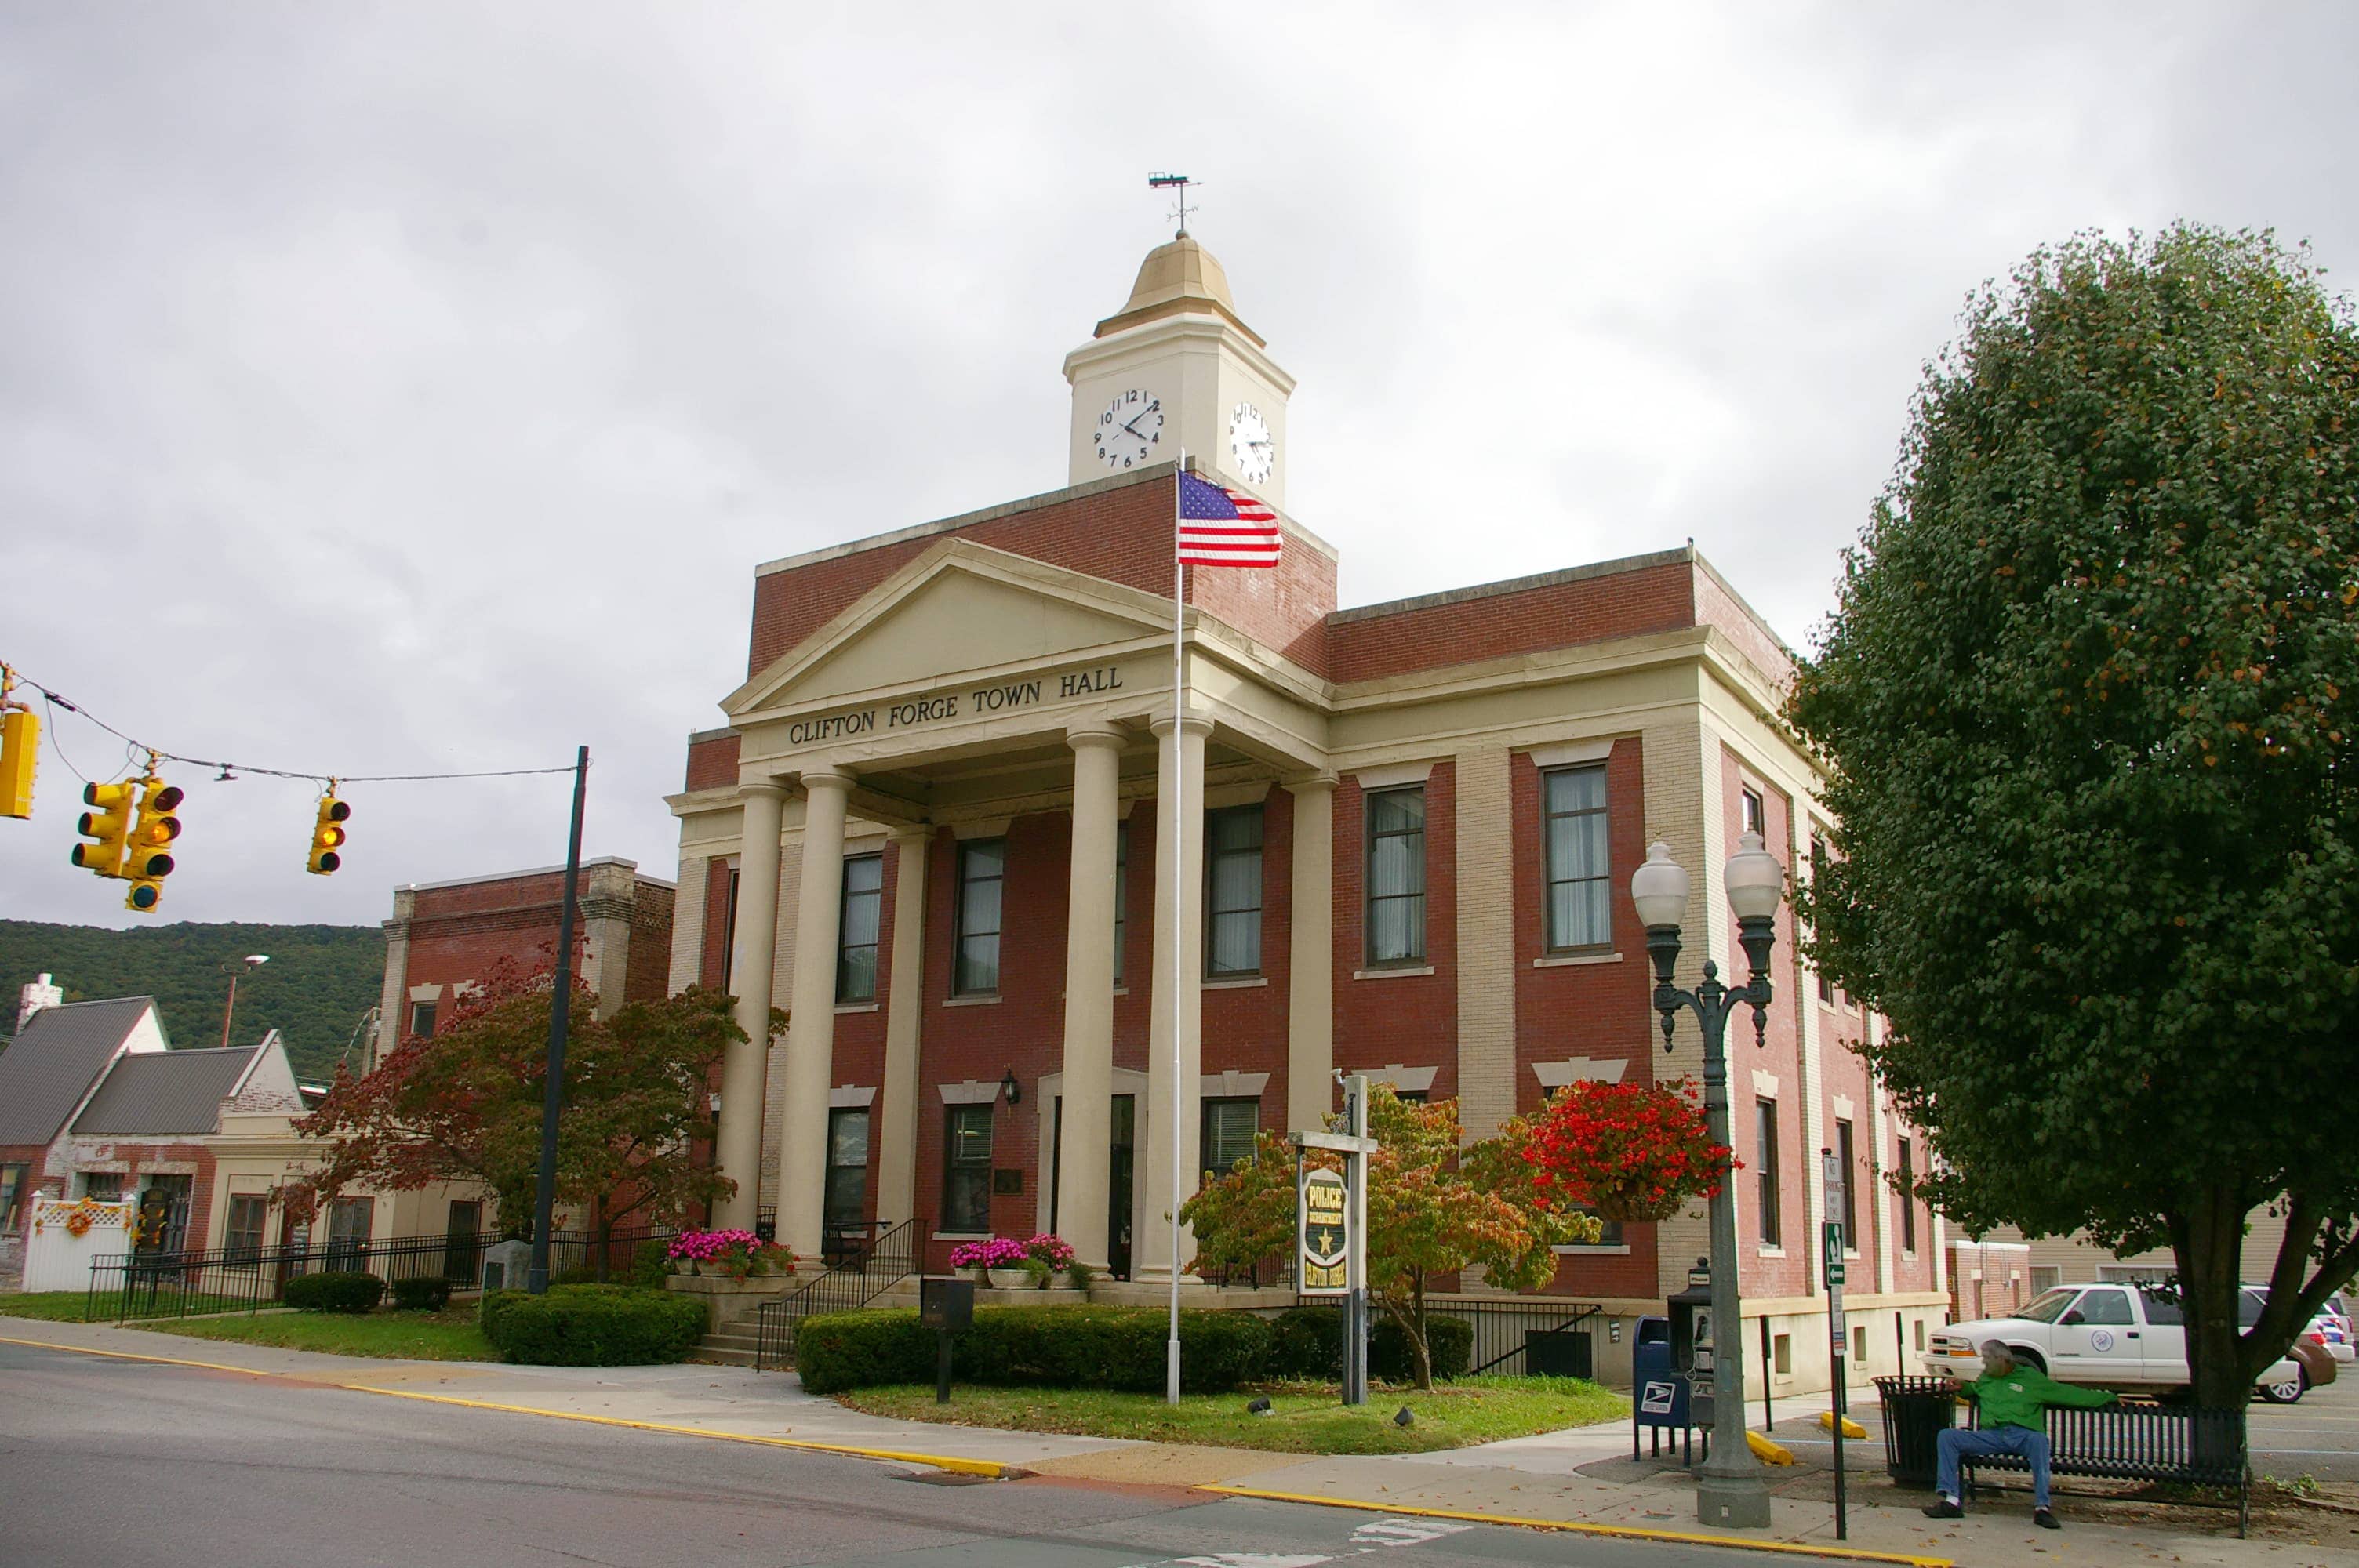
left=985, top=1267, right=1030, bottom=1290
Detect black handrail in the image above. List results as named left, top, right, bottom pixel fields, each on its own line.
left=754, top=1216, right=918, bottom=1370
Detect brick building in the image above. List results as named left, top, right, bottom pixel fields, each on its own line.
left=663, top=231, right=1947, bottom=1392
left=370, top=857, right=677, bottom=1076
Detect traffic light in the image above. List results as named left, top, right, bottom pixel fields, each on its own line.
left=308, top=793, right=350, bottom=874
left=71, top=781, right=135, bottom=877
left=0, top=702, right=35, bottom=820
left=123, top=775, right=184, bottom=913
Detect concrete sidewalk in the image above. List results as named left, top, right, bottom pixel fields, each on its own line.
left=5, top=1318, right=2354, bottom=1567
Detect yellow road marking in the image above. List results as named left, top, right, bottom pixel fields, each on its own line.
left=0, top=1333, right=1004, bottom=1478
left=1198, top=1485, right=1954, bottom=1568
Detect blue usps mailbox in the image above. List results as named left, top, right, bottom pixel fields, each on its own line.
left=1631, top=1315, right=1704, bottom=1463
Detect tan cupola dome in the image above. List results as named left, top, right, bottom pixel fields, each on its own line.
left=1092, top=232, right=1265, bottom=347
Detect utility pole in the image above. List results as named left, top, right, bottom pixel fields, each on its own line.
left=526, top=746, right=590, bottom=1295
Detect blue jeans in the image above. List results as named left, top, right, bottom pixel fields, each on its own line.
left=1936, top=1424, right=2052, bottom=1508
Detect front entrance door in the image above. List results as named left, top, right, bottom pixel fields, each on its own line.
left=137, top=1174, right=192, bottom=1253
left=1108, top=1094, right=1134, bottom=1282
left=444, top=1200, right=483, bottom=1284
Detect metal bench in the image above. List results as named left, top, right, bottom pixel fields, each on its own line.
left=1958, top=1399, right=2250, bottom=1535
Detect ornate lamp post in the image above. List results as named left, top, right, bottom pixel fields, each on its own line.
left=1630, top=831, right=1784, bottom=1530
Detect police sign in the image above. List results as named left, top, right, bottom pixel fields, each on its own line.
left=1299, top=1167, right=1349, bottom=1295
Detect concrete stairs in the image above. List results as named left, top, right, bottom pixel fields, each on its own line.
left=695, top=1324, right=768, bottom=1367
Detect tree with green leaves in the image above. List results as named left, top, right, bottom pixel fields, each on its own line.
left=1793, top=226, right=2359, bottom=1410
left=286, top=960, right=757, bottom=1271
left=1182, top=1086, right=1597, bottom=1388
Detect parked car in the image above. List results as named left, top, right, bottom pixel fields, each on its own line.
left=1924, top=1282, right=2306, bottom=1401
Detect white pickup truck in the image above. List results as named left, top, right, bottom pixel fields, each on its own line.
left=1924, top=1282, right=2306, bottom=1403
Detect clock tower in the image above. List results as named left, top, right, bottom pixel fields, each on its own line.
left=1062, top=230, right=1296, bottom=510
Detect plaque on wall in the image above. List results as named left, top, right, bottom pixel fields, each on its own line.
left=992, top=1168, right=1023, bottom=1196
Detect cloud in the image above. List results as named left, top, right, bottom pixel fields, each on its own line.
left=2, top=1, right=2353, bottom=931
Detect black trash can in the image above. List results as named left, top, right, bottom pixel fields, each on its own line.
left=1874, top=1375, right=1957, bottom=1489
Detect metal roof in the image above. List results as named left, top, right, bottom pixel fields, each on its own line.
left=0, top=996, right=155, bottom=1145
left=71, top=1045, right=259, bottom=1138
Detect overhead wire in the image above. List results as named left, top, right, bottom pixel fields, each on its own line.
left=3, top=660, right=581, bottom=789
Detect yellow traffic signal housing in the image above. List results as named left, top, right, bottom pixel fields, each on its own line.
left=0, top=704, right=35, bottom=820
left=71, top=781, right=135, bottom=877
left=308, top=794, right=350, bottom=874
left=124, top=777, right=184, bottom=913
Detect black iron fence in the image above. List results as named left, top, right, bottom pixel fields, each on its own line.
left=85, top=1225, right=676, bottom=1323
left=1442, top=1297, right=1605, bottom=1377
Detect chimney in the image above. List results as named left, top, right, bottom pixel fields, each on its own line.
left=17, top=973, right=63, bottom=1033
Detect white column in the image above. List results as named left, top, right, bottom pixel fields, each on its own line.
left=1138, top=713, right=1209, bottom=1285
left=1056, top=724, right=1125, bottom=1272
left=779, top=769, right=855, bottom=1259
left=874, top=825, right=931, bottom=1228
left=714, top=782, right=787, bottom=1230
left=1285, top=775, right=1336, bottom=1136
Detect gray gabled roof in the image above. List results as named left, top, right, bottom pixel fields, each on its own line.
left=71, top=1044, right=260, bottom=1138
left=0, top=996, right=155, bottom=1145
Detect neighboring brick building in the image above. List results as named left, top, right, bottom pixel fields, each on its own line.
left=370, top=858, right=677, bottom=1076
left=663, top=230, right=1946, bottom=1395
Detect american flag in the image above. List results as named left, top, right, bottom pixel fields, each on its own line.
left=1177, top=471, right=1281, bottom=568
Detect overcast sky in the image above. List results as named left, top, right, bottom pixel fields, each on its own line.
left=4, top=2, right=2354, bottom=938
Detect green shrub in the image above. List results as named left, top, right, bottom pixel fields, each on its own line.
left=629, top=1239, right=673, bottom=1289
left=479, top=1287, right=525, bottom=1341
left=282, top=1271, right=386, bottom=1314
left=389, top=1276, right=455, bottom=1312
left=795, top=1304, right=1273, bottom=1396
left=1265, top=1305, right=1473, bottom=1381
left=479, top=1284, right=707, bottom=1367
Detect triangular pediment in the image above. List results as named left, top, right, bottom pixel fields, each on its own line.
left=726, top=541, right=1176, bottom=719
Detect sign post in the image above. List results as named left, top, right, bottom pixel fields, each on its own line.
left=1294, top=1073, right=1377, bottom=1408
left=1822, top=1149, right=1848, bottom=1541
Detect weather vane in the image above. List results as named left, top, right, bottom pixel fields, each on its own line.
left=1147, top=171, right=1199, bottom=237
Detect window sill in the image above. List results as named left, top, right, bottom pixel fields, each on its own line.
left=835, top=1002, right=880, bottom=1014
left=943, top=994, right=1001, bottom=1008
left=932, top=1231, right=991, bottom=1242
left=1202, top=975, right=1269, bottom=990
left=1551, top=1243, right=1634, bottom=1256
left=1533, top=951, right=1622, bottom=968
left=1352, top=964, right=1434, bottom=981
left=1757, top=1246, right=1787, bottom=1258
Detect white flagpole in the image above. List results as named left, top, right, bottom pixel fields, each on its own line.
left=1167, top=451, right=1187, bottom=1406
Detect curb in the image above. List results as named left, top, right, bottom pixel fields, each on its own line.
left=0, top=1333, right=1008, bottom=1479
left=1197, top=1484, right=1954, bottom=1568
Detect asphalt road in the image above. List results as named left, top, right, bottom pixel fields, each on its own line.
left=0, top=1341, right=1832, bottom=1568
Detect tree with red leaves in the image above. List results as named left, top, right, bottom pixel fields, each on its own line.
left=1518, top=1077, right=1736, bottom=1225
left=284, top=960, right=759, bottom=1272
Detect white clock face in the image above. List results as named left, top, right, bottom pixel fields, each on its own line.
left=1228, top=402, right=1275, bottom=486
left=1092, top=389, right=1164, bottom=469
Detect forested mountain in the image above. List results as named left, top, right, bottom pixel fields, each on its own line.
left=0, top=920, right=383, bottom=1083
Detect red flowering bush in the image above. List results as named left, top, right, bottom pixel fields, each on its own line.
left=1519, top=1078, right=1736, bottom=1224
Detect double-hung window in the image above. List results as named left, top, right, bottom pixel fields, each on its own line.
left=1201, top=1098, right=1260, bottom=1183
left=837, top=852, right=884, bottom=1003
left=1205, top=805, right=1263, bottom=976
left=225, top=1193, right=269, bottom=1261
left=942, top=1104, right=994, bottom=1232
left=825, top=1108, right=871, bottom=1232
left=1365, top=786, right=1427, bottom=966
left=1897, top=1137, right=1917, bottom=1254
left=1835, top=1119, right=1857, bottom=1250
left=1543, top=766, right=1611, bottom=950
left=1740, top=786, right=1765, bottom=840
left=409, top=1000, right=438, bottom=1037
left=1755, top=1098, right=1782, bottom=1247
left=0, top=1162, right=27, bottom=1232
left=954, top=839, right=1005, bottom=995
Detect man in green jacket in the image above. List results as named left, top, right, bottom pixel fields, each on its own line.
left=1922, top=1341, right=2117, bottom=1529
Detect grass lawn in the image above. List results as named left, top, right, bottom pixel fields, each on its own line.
left=0, top=1290, right=278, bottom=1323
left=833, top=1375, right=1627, bottom=1454
left=0, top=1292, right=104, bottom=1322
left=138, top=1306, right=497, bottom=1362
